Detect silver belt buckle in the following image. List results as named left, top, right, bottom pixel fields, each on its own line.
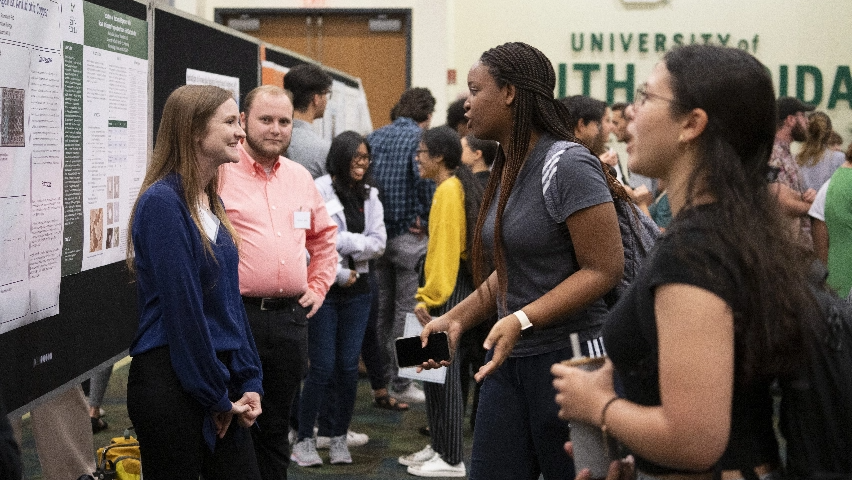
left=260, top=298, right=272, bottom=311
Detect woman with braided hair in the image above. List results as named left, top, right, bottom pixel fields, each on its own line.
left=418, top=42, right=624, bottom=479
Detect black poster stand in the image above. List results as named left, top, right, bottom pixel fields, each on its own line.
left=0, top=0, right=146, bottom=414
left=152, top=7, right=260, bottom=136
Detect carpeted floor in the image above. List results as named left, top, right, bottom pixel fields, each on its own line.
left=18, top=359, right=475, bottom=479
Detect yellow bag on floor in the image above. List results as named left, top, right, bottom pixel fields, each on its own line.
left=94, top=429, right=141, bottom=480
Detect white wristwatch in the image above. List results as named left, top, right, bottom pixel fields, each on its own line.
left=514, top=310, right=533, bottom=337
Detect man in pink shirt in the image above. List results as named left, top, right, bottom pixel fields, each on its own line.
left=219, top=85, right=337, bottom=480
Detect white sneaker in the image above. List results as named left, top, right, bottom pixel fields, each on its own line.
left=328, top=435, right=352, bottom=465
left=398, top=444, right=436, bottom=467
left=316, top=429, right=369, bottom=449
left=346, top=429, right=369, bottom=447
left=407, top=454, right=466, bottom=477
left=392, top=383, right=426, bottom=404
left=290, top=438, right=323, bottom=467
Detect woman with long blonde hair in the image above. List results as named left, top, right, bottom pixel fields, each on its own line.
left=126, top=85, right=264, bottom=479
left=797, top=111, right=845, bottom=191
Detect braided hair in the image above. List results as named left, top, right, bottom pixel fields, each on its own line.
left=471, top=42, right=631, bottom=305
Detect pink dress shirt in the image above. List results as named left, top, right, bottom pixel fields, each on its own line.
left=219, top=144, right=337, bottom=301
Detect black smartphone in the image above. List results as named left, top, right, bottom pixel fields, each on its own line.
left=395, top=332, right=450, bottom=368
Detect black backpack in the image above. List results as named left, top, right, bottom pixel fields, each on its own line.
left=779, top=262, right=852, bottom=480
left=603, top=195, right=660, bottom=308
left=544, top=141, right=660, bottom=308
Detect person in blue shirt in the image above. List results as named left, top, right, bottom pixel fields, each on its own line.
left=126, top=85, right=264, bottom=480
left=366, top=87, right=436, bottom=405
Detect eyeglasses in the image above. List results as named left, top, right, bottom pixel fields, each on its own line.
left=353, top=153, right=371, bottom=164
left=634, top=85, right=679, bottom=108
left=415, top=149, right=430, bottom=157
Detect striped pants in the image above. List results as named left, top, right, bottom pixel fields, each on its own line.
left=423, top=267, right=474, bottom=466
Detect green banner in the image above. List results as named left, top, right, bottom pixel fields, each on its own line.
left=62, top=41, right=84, bottom=276
left=108, top=120, right=127, bottom=128
left=83, top=2, right=147, bottom=60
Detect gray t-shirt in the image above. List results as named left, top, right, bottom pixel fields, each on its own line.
left=481, top=135, right=613, bottom=357
left=800, top=149, right=845, bottom=192
left=286, top=119, right=331, bottom=179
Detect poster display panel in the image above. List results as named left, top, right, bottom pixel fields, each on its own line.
left=186, top=68, right=240, bottom=107
left=61, top=0, right=148, bottom=275
left=0, top=0, right=64, bottom=333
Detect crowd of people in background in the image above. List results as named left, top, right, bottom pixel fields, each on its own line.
left=5, top=39, right=852, bottom=480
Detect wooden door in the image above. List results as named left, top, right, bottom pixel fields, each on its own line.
left=220, top=11, right=409, bottom=130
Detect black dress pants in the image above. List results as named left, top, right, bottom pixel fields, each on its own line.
left=243, top=297, right=309, bottom=480
left=127, top=346, right=260, bottom=480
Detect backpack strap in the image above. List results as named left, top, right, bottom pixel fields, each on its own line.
left=543, top=140, right=660, bottom=307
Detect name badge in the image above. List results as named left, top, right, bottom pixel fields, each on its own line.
left=325, top=198, right=344, bottom=217
left=294, top=211, right=311, bottom=229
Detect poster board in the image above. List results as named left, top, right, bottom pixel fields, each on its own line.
left=0, top=0, right=146, bottom=414
left=152, top=5, right=260, bottom=136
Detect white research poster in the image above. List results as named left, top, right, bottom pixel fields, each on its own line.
left=186, top=68, right=240, bottom=107
left=0, top=0, right=64, bottom=333
left=0, top=0, right=149, bottom=334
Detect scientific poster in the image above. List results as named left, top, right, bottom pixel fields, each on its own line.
left=320, top=78, right=373, bottom=138
left=186, top=68, right=240, bottom=107
left=0, top=0, right=64, bottom=333
left=261, top=59, right=373, bottom=140
left=61, top=0, right=148, bottom=274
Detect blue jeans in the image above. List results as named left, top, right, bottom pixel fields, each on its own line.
left=360, top=268, right=387, bottom=391
left=298, top=290, right=372, bottom=439
left=470, top=346, right=575, bottom=480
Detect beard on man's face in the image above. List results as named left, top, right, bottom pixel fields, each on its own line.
left=244, top=124, right=289, bottom=158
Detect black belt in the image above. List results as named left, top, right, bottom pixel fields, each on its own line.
left=241, top=296, right=300, bottom=311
